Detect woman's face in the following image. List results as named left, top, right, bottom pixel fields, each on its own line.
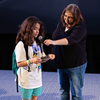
left=64, top=11, right=74, bottom=26
left=32, top=23, right=40, bottom=38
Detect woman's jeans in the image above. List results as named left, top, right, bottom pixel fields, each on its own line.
left=58, top=62, right=87, bottom=100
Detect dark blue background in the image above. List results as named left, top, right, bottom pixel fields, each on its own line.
left=0, top=0, right=100, bottom=35
left=0, top=0, right=100, bottom=73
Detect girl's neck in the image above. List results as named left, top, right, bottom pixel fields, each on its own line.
left=32, top=38, right=35, bottom=42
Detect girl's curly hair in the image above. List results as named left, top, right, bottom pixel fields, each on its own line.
left=15, top=16, right=45, bottom=46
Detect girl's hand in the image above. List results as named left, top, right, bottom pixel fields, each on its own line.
left=30, top=57, right=42, bottom=64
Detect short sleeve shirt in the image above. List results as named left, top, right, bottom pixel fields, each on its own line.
left=15, top=41, right=45, bottom=89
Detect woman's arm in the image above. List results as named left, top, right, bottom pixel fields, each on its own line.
left=44, top=38, right=69, bottom=46
left=44, top=22, right=87, bottom=46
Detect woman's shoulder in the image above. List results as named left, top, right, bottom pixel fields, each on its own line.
left=76, top=21, right=86, bottom=27
left=58, top=20, right=63, bottom=28
left=73, top=21, right=86, bottom=29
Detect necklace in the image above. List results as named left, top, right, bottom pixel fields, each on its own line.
left=32, top=43, right=40, bottom=55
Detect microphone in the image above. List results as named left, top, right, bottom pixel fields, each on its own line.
left=38, top=35, right=44, bottom=43
left=38, top=36, right=44, bottom=53
left=38, top=35, right=55, bottom=48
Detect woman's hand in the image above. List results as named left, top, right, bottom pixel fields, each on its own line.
left=44, top=39, right=56, bottom=46
left=41, top=54, right=55, bottom=63
left=48, top=54, right=55, bottom=60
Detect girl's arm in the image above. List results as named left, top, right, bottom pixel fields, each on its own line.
left=17, top=57, right=42, bottom=67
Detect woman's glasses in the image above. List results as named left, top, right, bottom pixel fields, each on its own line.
left=64, top=15, right=74, bottom=19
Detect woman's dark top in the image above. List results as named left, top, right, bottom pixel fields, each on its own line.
left=52, top=20, right=87, bottom=69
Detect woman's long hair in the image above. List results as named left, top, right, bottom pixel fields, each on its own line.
left=61, top=4, right=84, bottom=28
left=15, top=16, right=45, bottom=46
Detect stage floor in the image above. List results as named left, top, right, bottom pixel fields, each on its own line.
left=0, top=70, right=100, bottom=100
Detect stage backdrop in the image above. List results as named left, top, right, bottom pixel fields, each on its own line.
left=0, top=0, right=100, bottom=73
left=0, top=0, right=100, bottom=35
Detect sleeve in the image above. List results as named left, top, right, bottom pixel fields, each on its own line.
left=15, top=41, right=26, bottom=62
left=66, top=22, right=87, bottom=46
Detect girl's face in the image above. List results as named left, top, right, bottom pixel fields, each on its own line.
left=32, top=23, right=40, bottom=38
left=64, top=11, right=74, bottom=26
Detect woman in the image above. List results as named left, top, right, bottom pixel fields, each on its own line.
left=15, top=16, right=55, bottom=100
left=44, top=4, right=87, bottom=100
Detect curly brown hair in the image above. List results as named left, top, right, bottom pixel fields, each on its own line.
left=61, top=4, right=84, bottom=28
left=15, top=16, right=45, bottom=46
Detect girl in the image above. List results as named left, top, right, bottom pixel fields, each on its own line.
left=15, top=16, right=55, bottom=100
